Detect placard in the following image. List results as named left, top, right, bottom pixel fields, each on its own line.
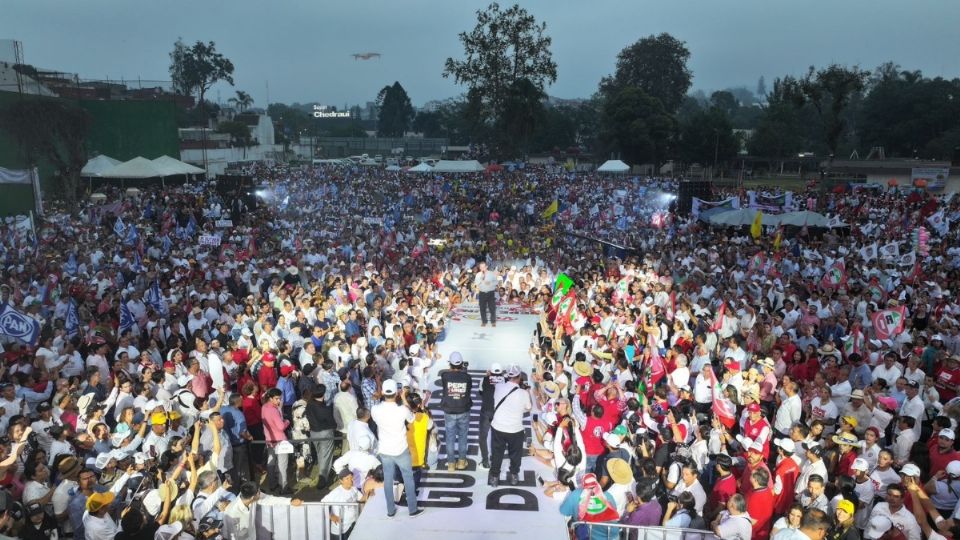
left=362, top=217, right=383, bottom=225
left=198, top=235, right=221, bottom=246
left=215, top=219, right=233, bottom=228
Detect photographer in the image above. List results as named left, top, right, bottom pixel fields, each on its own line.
left=488, top=365, right=532, bottom=488
left=439, top=352, right=472, bottom=472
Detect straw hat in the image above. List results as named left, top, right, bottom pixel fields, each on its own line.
left=607, top=458, right=633, bottom=485
left=573, top=361, right=594, bottom=377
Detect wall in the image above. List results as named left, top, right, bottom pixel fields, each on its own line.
left=180, top=144, right=283, bottom=177
left=79, top=99, right=180, bottom=161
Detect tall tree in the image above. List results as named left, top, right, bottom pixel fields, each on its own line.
left=443, top=2, right=557, bottom=151
left=376, top=82, right=414, bottom=137
left=756, top=76, right=767, bottom=98
left=168, top=39, right=235, bottom=110
left=601, top=33, right=692, bottom=113
left=599, top=87, right=674, bottom=166
left=795, top=64, right=868, bottom=158
left=229, top=90, right=253, bottom=112
left=0, top=99, right=92, bottom=206
left=677, top=107, right=739, bottom=170
left=497, top=78, right=545, bottom=155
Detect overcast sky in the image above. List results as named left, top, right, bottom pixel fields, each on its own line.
left=4, top=0, right=959, bottom=108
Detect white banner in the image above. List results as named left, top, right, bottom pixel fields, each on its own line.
left=362, top=217, right=383, bottom=225
left=912, top=167, right=949, bottom=190
left=0, top=166, right=33, bottom=185
left=214, top=219, right=233, bottom=228
left=198, top=234, right=221, bottom=246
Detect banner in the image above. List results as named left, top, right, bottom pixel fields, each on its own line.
left=361, top=217, right=383, bottom=225
left=872, top=306, right=907, bottom=340
left=691, top=196, right=739, bottom=219
left=0, top=166, right=33, bottom=184
left=821, top=261, right=847, bottom=289
left=215, top=219, right=234, bottom=228
left=0, top=303, right=41, bottom=345
left=198, top=235, right=222, bottom=246
left=912, top=167, right=949, bottom=190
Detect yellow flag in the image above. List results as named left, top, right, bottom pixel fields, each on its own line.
left=542, top=199, right=559, bottom=219
left=773, top=226, right=783, bottom=250
left=750, top=211, right=763, bottom=239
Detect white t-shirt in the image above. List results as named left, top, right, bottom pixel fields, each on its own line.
left=321, top=485, right=361, bottom=535
left=491, top=382, right=532, bottom=434
left=370, top=400, right=414, bottom=456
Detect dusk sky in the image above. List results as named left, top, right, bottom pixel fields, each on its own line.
left=4, top=0, right=959, bottom=108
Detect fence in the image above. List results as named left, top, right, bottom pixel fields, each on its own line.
left=569, top=522, right=720, bottom=540
left=254, top=500, right=361, bottom=540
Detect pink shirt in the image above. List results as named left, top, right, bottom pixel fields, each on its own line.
left=261, top=402, right=288, bottom=445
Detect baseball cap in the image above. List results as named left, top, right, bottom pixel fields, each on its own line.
left=836, top=499, right=855, bottom=515
left=851, top=458, right=870, bottom=472
left=774, top=438, right=795, bottom=453
left=86, top=491, right=115, bottom=513
left=506, top=365, right=522, bottom=378
left=940, top=428, right=956, bottom=440
left=841, top=415, right=858, bottom=428
left=906, top=379, right=920, bottom=389
left=490, top=363, right=504, bottom=374
left=899, top=463, right=922, bottom=477
left=382, top=379, right=398, bottom=396
left=864, top=516, right=894, bottom=540
left=946, top=461, right=960, bottom=477
left=746, top=403, right=761, bottom=413
left=448, top=352, right=464, bottom=366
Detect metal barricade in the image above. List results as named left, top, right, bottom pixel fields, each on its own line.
left=570, top=522, right=720, bottom=540
left=254, top=500, right=362, bottom=540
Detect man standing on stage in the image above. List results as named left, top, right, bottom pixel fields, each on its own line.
left=478, top=363, right=506, bottom=469
left=475, top=261, right=498, bottom=327
left=440, top=352, right=473, bottom=472
left=488, top=365, right=531, bottom=487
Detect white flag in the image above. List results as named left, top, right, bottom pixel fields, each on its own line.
left=927, top=209, right=949, bottom=236
left=899, top=251, right=917, bottom=267
left=880, top=242, right=900, bottom=259
left=859, top=242, right=878, bottom=262
left=827, top=215, right=843, bottom=228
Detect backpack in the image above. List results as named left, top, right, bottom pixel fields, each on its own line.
left=562, top=421, right=583, bottom=466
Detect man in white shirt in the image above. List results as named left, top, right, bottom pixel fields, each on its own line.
left=795, top=444, right=829, bottom=496
left=869, top=483, right=922, bottom=540
left=474, top=261, right=499, bottom=327
left=321, top=469, right=366, bottom=537
left=873, top=353, right=904, bottom=388
left=370, top=380, right=422, bottom=517
left=489, top=365, right=532, bottom=488
left=774, top=380, right=802, bottom=437
left=223, top=481, right=302, bottom=540
left=347, top=408, right=377, bottom=454
left=82, top=491, right=118, bottom=540
left=898, top=380, right=925, bottom=425
left=893, top=417, right=919, bottom=466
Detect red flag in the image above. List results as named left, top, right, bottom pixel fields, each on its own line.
left=871, top=306, right=907, bottom=340
left=248, top=232, right=258, bottom=258
left=666, top=290, right=676, bottom=321
left=648, top=335, right=666, bottom=385
left=709, top=302, right=726, bottom=332
left=707, top=368, right=737, bottom=429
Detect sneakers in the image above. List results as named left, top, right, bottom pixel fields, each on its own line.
left=481, top=322, right=487, bottom=327
left=387, top=511, right=397, bottom=518
left=410, top=509, right=425, bottom=518
left=479, top=460, right=490, bottom=470
left=456, top=458, right=468, bottom=470
left=508, top=473, right=519, bottom=486
left=446, top=462, right=456, bottom=472
left=492, top=322, right=497, bottom=327
left=488, top=475, right=499, bottom=487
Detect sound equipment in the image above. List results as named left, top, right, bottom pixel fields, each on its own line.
left=676, top=180, right=712, bottom=215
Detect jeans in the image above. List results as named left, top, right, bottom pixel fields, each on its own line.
left=444, top=412, right=470, bottom=462
left=490, top=428, right=524, bottom=476
left=478, top=291, right=497, bottom=324
left=266, top=445, right=289, bottom=491
left=478, top=410, right=493, bottom=463
left=231, top=443, right=251, bottom=485
left=312, top=429, right=336, bottom=480
left=380, top=449, right=419, bottom=515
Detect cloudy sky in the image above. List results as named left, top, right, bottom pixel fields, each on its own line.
left=4, top=0, right=959, bottom=108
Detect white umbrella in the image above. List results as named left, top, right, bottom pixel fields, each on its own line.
left=777, top=211, right=830, bottom=228
left=709, top=208, right=780, bottom=227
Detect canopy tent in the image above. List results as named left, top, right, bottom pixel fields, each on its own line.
left=431, top=160, right=484, bottom=173
left=777, top=210, right=846, bottom=228
left=81, top=155, right=121, bottom=177
left=385, top=165, right=402, bottom=172
left=597, top=160, right=630, bottom=173
left=408, top=163, right=434, bottom=173
left=100, top=157, right=167, bottom=179
left=151, top=155, right=205, bottom=176
left=708, top=208, right=781, bottom=227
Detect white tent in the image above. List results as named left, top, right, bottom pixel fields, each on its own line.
left=709, top=208, right=781, bottom=227
left=431, top=160, right=484, bottom=173
left=408, top=163, right=434, bottom=173
left=152, top=155, right=205, bottom=176
left=385, top=165, right=402, bottom=172
left=81, top=155, right=121, bottom=177
left=100, top=157, right=167, bottom=179
left=777, top=210, right=838, bottom=228
left=597, top=160, right=630, bottom=173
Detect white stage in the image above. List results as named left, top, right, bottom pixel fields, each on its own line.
left=349, top=302, right=570, bottom=539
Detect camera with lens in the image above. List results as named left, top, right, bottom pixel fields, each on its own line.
left=25, top=432, right=39, bottom=449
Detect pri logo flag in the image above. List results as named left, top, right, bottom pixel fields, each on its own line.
left=821, top=261, right=847, bottom=289
left=557, top=293, right=577, bottom=322
left=549, top=288, right=566, bottom=311
left=871, top=306, right=907, bottom=340
left=707, top=367, right=737, bottom=429
left=0, top=303, right=41, bottom=346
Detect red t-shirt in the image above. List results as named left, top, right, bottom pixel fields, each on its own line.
left=581, top=415, right=613, bottom=457
left=746, top=487, right=775, bottom=540
left=837, top=449, right=858, bottom=478
left=773, top=458, right=800, bottom=515
left=936, top=367, right=960, bottom=401
left=930, top=448, right=960, bottom=478
left=709, top=473, right=738, bottom=515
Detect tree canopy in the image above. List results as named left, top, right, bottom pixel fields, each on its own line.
left=601, top=33, right=692, bottom=113
left=376, top=82, right=414, bottom=137
left=169, top=39, right=235, bottom=109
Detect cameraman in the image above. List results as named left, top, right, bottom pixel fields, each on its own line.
left=478, top=363, right=506, bottom=469
left=439, top=352, right=472, bottom=472
left=488, top=365, right=531, bottom=487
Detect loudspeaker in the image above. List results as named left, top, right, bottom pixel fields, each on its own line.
left=677, top=181, right=712, bottom=215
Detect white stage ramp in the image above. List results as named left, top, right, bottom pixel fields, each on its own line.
left=349, top=302, right=570, bottom=539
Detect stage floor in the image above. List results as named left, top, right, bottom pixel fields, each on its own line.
left=349, top=303, right=570, bottom=539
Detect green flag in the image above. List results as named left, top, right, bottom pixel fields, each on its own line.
left=554, top=272, right=574, bottom=295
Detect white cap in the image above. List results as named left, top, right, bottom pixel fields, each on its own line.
left=864, top=516, right=893, bottom=540
left=382, top=379, right=398, bottom=395
left=940, top=428, right=956, bottom=440
left=448, top=352, right=464, bottom=366
left=946, top=460, right=960, bottom=477
left=773, top=438, right=795, bottom=453
left=490, top=363, right=504, bottom=374
left=851, top=458, right=870, bottom=472
left=899, top=463, right=922, bottom=477
left=408, top=344, right=421, bottom=355
left=506, top=365, right=522, bottom=378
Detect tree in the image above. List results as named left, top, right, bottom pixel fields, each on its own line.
left=216, top=121, right=253, bottom=147
left=795, top=64, right=868, bottom=158
left=756, top=76, right=767, bottom=99
left=228, top=90, right=253, bottom=112
left=168, top=39, right=235, bottom=110
left=443, top=2, right=557, bottom=151
left=709, top=91, right=738, bottom=117
left=497, top=78, right=545, bottom=155
left=600, top=33, right=692, bottom=113
left=0, top=99, right=92, bottom=206
left=599, top=87, right=674, bottom=166
left=677, top=107, right=739, bottom=170
left=376, top=82, right=414, bottom=137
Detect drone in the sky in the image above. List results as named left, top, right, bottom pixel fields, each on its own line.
left=351, top=52, right=381, bottom=61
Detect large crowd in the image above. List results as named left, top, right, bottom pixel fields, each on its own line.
left=0, top=161, right=956, bottom=540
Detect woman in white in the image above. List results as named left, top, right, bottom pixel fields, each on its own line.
left=543, top=415, right=586, bottom=498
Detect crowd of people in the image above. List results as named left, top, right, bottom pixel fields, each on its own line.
left=0, top=159, right=956, bottom=540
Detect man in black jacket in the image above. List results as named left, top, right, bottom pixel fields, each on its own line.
left=305, top=384, right=337, bottom=486
left=439, top=352, right=473, bottom=471
left=478, top=363, right=505, bottom=469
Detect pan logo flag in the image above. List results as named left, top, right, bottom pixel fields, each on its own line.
left=0, top=303, right=41, bottom=345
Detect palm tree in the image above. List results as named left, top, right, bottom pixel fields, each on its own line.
left=228, top=90, right=254, bottom=112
